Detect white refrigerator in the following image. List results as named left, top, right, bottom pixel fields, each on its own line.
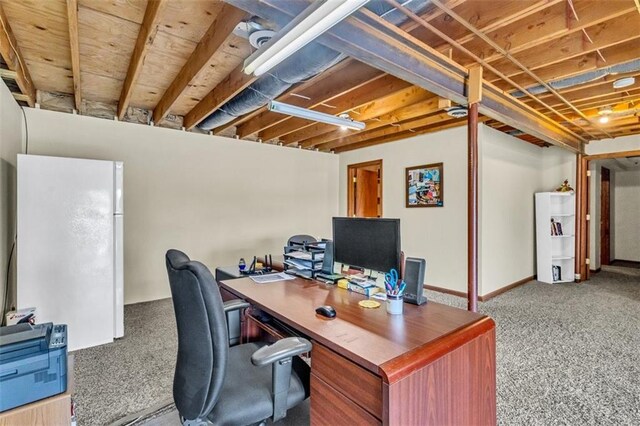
left=17, top=154, right=124, bottom=351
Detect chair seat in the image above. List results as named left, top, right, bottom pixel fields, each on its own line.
left=207, top=343, right=310, bottom=426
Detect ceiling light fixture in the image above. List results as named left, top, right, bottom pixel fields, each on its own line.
left=613, top=77, right=635, bottom=89
left=268, top=101, right=366, bottom=130
left=599, top=115, right=610, bottom=124
left=338, top=113, right=351, bottom=130
left=243, top=0, right=369, bottom=76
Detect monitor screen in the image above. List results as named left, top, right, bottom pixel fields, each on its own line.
left=332, top=217, right=401, bottom=273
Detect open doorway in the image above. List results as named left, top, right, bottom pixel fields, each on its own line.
left=347, top=160, right=382, bottom=218
left=585, top=153, right=640, bottom=276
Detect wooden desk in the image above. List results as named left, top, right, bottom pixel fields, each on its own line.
left=219, top=277, right=496, bottom=426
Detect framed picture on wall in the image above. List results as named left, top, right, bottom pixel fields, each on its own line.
left=406, top=163, right=443, bottom=207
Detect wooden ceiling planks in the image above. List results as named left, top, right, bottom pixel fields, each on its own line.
left=487, top=12, right=640, bottom=79
left=0, top=0, right=638, bottom=150
left=152, top=3, right=246, bottom=123
left=79, top=0, right=147, bottom=24
left=1, top=0, right=69, bottom=99
left=117, top=0, right=167, bottom=119
left=451, top=0, right=637, bottom=66
left=289, top=88, right=436, bottom=147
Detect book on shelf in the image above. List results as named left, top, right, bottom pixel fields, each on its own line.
left=552, top=265, right=562, bottom=282
left=550, top=219, right=563, bottom=236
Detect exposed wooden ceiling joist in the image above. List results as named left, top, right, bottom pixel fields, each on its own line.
left=234, top=0, right=465, bottom=143
left=291, top=89, right=437, bottom=148
left=183, top=63, right=257, bottom=130
left=299, top=96, right=442, bottom=149
left=495, top=39, right=640, bottom=92
left=211, top=58, right=363, bottom=135
left=426, top=0, right=609, bottom=139
left=2, top=0, right=638, bottom=150
left=0, top=3, right=35, bottom=106
left=117, top=0, right=167, bottom=120
left=333, top=117, right=474, bottom=153
left=152, top=3, right=246, bottom=125
left=236, top=60, right=383, bottom=138
left=454, top=0, right=637, bottom=66
left=410, top=0, right=564, bottom=54
left=224, top=0, right=586, bottom=150
left=487, top=13, right=640, bottom=80
left=260, top=74, right=412, bottom=142
left=66, top=0, right=81, bottom=110
left=323, top=110, right=452, bottom=150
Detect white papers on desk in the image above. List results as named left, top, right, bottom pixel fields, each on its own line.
left=286, top=251, right=324, bottom=261
left=250, top=272, right=296, bottom=284
left=285, top=259, right=323, bottom=271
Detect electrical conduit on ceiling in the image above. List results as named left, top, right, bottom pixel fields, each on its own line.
left=196, top=0, right=430, bottom=132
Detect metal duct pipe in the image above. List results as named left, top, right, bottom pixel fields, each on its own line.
left=512, top=59, right=640, bottom=98
left=197, top=0, right=429, bottom=132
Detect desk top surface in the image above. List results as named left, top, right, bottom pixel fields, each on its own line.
left=220, top=277, right=489, bottom=377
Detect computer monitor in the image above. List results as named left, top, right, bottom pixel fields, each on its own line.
left=332, top=217, right=401, bottom=273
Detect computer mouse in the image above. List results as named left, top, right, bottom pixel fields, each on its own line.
left=315, top=305, right=336, bottom=319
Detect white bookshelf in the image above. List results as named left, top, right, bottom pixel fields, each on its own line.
left=535, top=192, right=576, bottom=284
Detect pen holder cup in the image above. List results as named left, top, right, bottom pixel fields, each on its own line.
left=386, top=294, right=403, bottom=315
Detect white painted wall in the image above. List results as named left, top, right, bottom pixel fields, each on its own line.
left=585, top=135, right=640, bottom=155
left=541, top=146, right=576, bottom=192
left=338, top=126, right=469, bottom=293
left=613, top=169, right=640, bottom=262
left=338, top=124, right=577, bottom=297
left=479, top=125, right=547, bottom=296
left=22, top=108, right=339, bottom=304
left=0, top=84, right=24, bottom=315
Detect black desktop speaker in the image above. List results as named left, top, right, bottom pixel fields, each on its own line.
left=403, top=257, right=426, bottom=305
left=321, top=240, right=334, bottom=274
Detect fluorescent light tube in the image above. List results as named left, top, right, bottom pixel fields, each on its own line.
left=244, top=0, right=369, bottom=77
left=268, top=101, right=366, bottom=130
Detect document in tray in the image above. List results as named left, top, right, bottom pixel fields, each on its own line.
left=286, top=251, right=324, bottom=261
left=250, top=272, right=296, bottom=284
left=285, top=259, right=322, bottom=271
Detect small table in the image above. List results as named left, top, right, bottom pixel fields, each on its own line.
left=0, top=355, right=74, bottom=426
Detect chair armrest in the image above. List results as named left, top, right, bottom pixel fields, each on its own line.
left=223, top=299, right=250, bottom=313
left=251, top=337, right=312, bottom=422
left=250, top=337, right=312, bottom=367
left=222, top=300, right=249, bottom=347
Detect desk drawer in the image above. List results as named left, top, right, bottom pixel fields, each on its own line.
left=312, top=343, right=382, bottom=419
left=311, top=374, right=381, bottom=426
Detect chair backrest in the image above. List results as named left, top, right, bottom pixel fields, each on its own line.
left=287, top=234, right=317, bottom=246
left=165, top=249, right=229, bottom=421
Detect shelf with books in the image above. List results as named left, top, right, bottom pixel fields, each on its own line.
left=536, top=192, right=576, bottom=284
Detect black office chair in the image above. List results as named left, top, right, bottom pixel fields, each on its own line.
left=165, top=249, right=311, bottom=425
left=287, top=235, right=317, bottom=246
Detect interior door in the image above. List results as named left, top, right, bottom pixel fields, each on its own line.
left=348, top=160, right=382, bottom=218
left=355, top=169, right=379, bottom=217
left=600, top=167, right=611, bottom=266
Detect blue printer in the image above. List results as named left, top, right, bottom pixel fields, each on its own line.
left=0, top=322, right=67, bottom=412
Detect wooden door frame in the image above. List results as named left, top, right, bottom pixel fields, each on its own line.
left=576, top=149, right=640, bottom=281
left=600, top=166, right=611, bottom=266
left=347, top=159, right=383, bottom=217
